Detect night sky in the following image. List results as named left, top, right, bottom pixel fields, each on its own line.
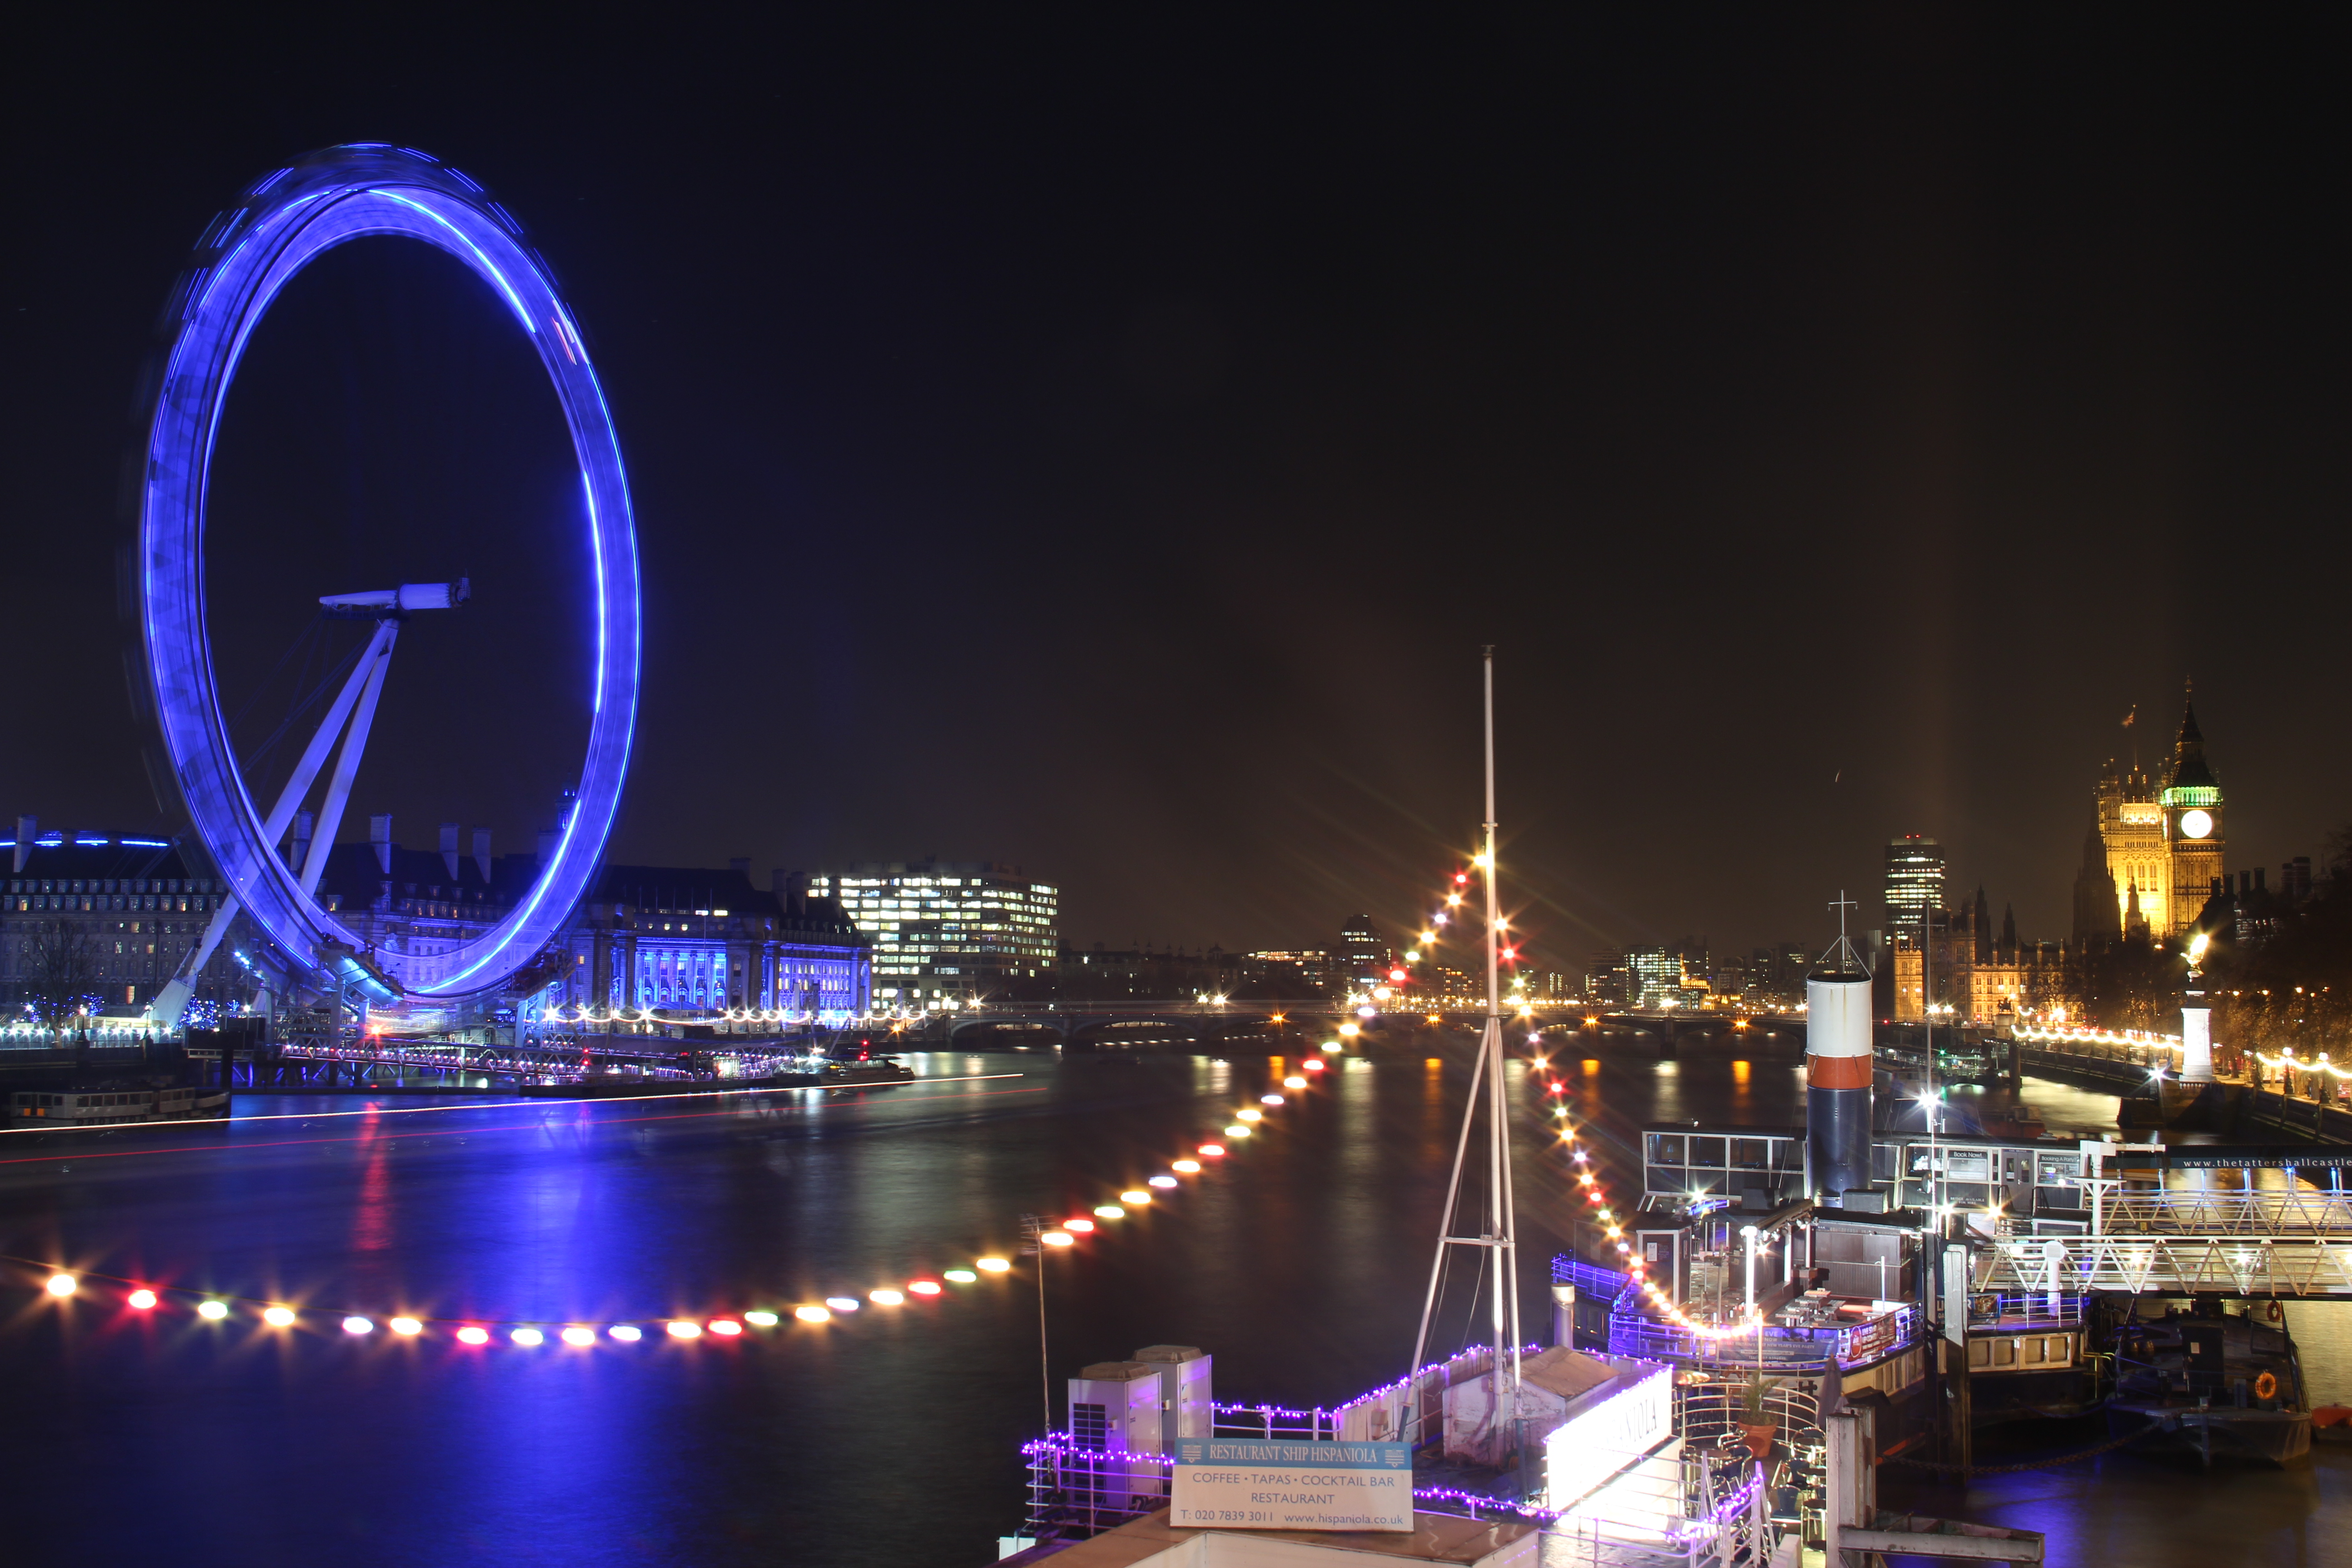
left=5, top=12, right=2346, bottom=969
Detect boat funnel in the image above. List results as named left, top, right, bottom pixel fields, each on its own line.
left=1806, top=956, right=1874, bottom=1203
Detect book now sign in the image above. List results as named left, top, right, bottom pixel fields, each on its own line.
left=1171, top=1438, right=1414, bottom=1532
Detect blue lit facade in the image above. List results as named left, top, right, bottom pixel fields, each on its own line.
left=309, top=834, right=873, bottom=1018
left=560, top=865, right=871, bottom=1016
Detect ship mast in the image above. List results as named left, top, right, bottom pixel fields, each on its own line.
left=1407, top=646, right=1521, bottom=1446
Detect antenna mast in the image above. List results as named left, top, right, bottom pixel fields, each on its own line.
left=1406, top=647, right=1522, bottom=1450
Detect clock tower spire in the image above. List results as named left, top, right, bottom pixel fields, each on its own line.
left=2164, top=682, right=2224, bottom=935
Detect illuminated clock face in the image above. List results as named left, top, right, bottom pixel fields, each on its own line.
left=2178, top=808, right=2214, bottom=840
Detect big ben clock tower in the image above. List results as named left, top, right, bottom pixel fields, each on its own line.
left=2163, top=687, right=2224, bottom=934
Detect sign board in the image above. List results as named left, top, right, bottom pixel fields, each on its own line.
left=1942, top=1244, right=1969, bottom=1346
left=1544, top=1365, right=1673, bottom=1509
left=1171, top=1437, right=1413, bottom=1532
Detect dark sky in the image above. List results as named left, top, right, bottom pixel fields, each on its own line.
left=4, top=10, right=2347, bottom=971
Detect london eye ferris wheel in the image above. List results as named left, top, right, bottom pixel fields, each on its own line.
left=132, top=145, right=641, bottom=1020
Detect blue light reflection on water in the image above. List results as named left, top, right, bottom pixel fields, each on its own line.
left=0, top=1044, right=2347, bottom=1565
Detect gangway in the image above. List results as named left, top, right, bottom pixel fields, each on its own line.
left=1975, top=1140, right=2352, bottom=1298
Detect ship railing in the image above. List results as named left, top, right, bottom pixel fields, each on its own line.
left=1210, top=1402, right=1333, bottom=1440
left=2097, top=1189, right=2352, bottom=1238
left=1324, top=1343, right=1509, bottom=1446
left=1554, top=1256, right=1637, bottom=1305
left=1544, top=1451, right=1774, bottom=1568
left=1965, top=1294, right=2086, bottom=1329
left=1607, top=1304, right=1917, bottom=1372
left=1609, top=1315, right=1838, bottom=1369
left=1019, top=1434, right=1173, bottom=1544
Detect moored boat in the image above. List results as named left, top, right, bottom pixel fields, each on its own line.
left=2105, top=1303, right=2312, bottom=1465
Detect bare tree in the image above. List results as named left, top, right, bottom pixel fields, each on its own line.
left=24, top=919, right=102, bottom=1046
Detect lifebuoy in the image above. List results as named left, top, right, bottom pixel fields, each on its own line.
left=2268, top=1301, right=2285, bottom=1323
left=2255, top=1371, right=2279, bottom=1401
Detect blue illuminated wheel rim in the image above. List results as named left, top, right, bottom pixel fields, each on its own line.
left=137, top=145, right=639, bottom=999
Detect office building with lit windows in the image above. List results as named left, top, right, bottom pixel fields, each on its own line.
left=1338, top=915, right=1386, bottom=984
left=1882, top=835, right=1946, bottom=939
left=1625, top=947, right=1691, bottom=1008
left=799, top=860, right=1058, bottom=1004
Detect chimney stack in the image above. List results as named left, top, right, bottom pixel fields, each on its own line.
left=370, top=814, right=393, bottom=876
left=1805, top=955, right=1875, bottom=1204
left=472, top=828, right=492, bottom=885
left=13, top=815, right=32, bottom=875
left=440, top=822, right=461, bottom=883
left=292, top=809, right=314, bottom=873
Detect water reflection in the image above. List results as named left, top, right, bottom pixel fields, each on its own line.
left=0, top=1050, right=2339, bottom=1565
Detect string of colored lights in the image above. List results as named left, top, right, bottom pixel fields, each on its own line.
left=9, top=1053, right=1352, bottom=1345
left=1532, top=1063, right=1760, bottom=1342
left=1367, top=856, right=1537, bottom=1019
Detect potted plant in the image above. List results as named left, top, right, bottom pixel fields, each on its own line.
left=1737, top=1374, right=1782, bottom=1460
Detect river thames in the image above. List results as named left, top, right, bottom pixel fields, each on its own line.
left=1, top=1041, right=2346, bottom=1566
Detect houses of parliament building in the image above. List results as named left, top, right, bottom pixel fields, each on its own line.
left=1886, top=692, right=2272, bottom=1022
left=2073, top=692, right=2227, bottom=943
